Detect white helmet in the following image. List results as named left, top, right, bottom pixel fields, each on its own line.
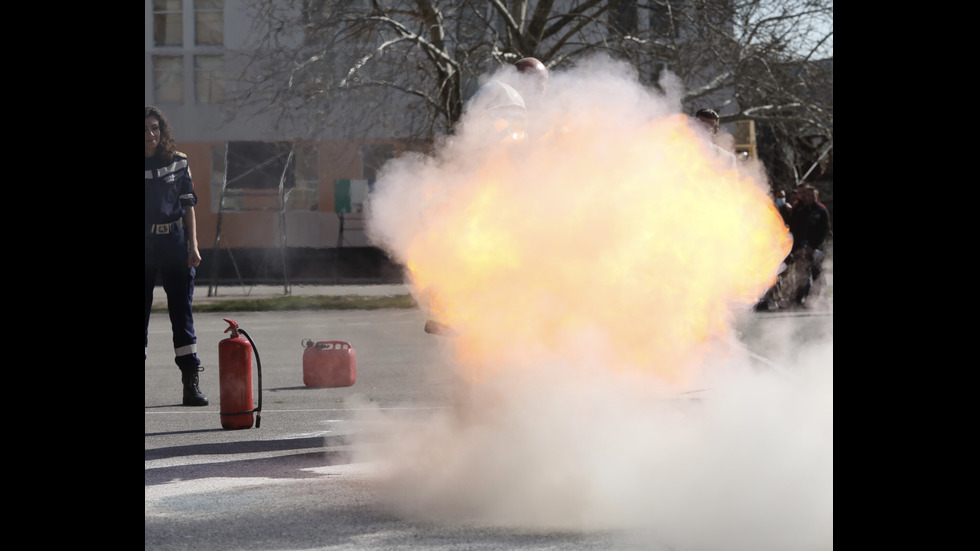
left=463, top=80, right=527, bottom=143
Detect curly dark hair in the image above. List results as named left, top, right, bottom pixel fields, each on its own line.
left=145, top=106, right=177, bottom=163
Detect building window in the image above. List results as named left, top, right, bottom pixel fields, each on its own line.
left=649, top=2, right=678, bottom=38
left=149, top=0, right=224, bottom=105
left=195, top=0, right=223, bottom=45
left=289, top=144, right=320, bottom=211
left=195, top=55, right=224, bottom=103
left=302, top=0, right=329, bottom=42
left=153, top=55, right=184, bottom=103
left=211, top=142, right=320, bottom=213
left=210, top=144, right=240, bottom=211
left=153, top=0, right=183, bottom=47
left=610, top=0, right=638, bottom=35
left=226, top=141, right=294, bottom=190
left=361, top=144, right=394, bottom=184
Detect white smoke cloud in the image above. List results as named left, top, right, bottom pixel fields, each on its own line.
left=358, top=54, right=832, bottom=550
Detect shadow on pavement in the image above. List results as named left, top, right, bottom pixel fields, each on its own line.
left=145, top=435, right=352, bottom=462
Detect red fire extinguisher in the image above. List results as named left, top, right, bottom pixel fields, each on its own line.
left=219, top=318, right=262, bottom=430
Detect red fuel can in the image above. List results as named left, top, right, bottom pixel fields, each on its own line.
left=302, top=340, right=356, bottom=388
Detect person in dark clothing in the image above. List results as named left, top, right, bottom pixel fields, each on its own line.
left=753, top=187, right=797, bottom=311
left=693, top=108, right=737, bottom=172
left=774, top=189, right=793, bottom=227
left=787, top=184, right=830, bottom=306
left=695, top=108, right=720, bottom=135
left=145, top=106, right=209, bottom=406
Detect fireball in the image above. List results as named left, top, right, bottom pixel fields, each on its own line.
left=369, top=68, right=791, bottom=388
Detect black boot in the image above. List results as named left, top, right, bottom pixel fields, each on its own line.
left=180, top=367, right=209, bottom=407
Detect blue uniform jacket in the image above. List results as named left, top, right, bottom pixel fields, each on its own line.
left=145, top=152, right=198, bottom=228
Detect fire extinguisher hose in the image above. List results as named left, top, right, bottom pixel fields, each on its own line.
left=238, top=328, right=262, bottom=428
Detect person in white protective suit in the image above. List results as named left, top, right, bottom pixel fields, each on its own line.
left=423, top=58, right=549, bottom=336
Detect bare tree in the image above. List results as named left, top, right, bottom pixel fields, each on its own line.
left=231, top=0, right=832, bottom=183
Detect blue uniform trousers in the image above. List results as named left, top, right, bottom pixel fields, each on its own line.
left=145, top=227, right=200, bottom=370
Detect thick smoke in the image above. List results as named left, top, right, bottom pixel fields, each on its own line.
left=358, top=54, right=831, bottom=550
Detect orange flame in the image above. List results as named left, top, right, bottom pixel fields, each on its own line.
left=376, top=102, right=791, bottom=388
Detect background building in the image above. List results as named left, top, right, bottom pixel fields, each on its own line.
left=146, top=0, right=410, bottom=287
left=146, top=1, right=800, bottom=287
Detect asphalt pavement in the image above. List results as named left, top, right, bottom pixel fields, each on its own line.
left=146, top=306, right=657, bottom=550
left=146, top=283, right=833, bottom=551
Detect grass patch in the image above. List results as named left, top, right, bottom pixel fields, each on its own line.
left=152, top=294, right=419, bottom=314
